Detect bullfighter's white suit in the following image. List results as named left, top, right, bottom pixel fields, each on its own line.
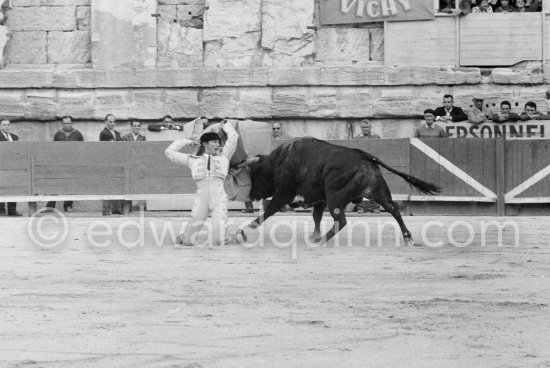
left=165, top=123, right=238, bottom=245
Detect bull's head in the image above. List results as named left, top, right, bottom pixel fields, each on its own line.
left=236, top=155, right=276, bottom=201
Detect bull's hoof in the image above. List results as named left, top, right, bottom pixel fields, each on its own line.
left=308, top=233, right=322, bottom=243
left=236, top=229, right=248, bottom=243
left=405, top=237, right=419, bottom=247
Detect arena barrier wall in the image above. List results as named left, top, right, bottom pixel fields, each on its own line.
left=0, top=139, right=549, bottom=215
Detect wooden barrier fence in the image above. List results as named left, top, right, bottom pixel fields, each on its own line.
left=0, top=139, right=549, bottom=215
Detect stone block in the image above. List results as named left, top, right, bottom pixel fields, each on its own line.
left=315, top=28, right=371, bottom=65
left=164, top=89, right=200, bottom=117
left=0, top=70, right=53, bottom=87
left=492, top=64, right=544, bottom=85
left=6, top=6, right=76, bottom=31
left=272, top=87, right=308, bottom=117
left=203, top=0, right=262, bottom=67
left=216, top=68, right=268, bottom=86
left=199, top=88, right=239, bottom=118
left=369, top=27, right=384, bottom=61
left=308, top=87, right=338, bottom=118
left=176, top=4, right=204, bottom=28
left=157, top=68, right=217, bottom=87
left=47, top=31, right=91, bottom=64
left=129, top=89, right=164, bottom=119
left=452, top=67, right=482, bottom=85
left=0, top=90, right=25, bottom=119
left=160, top=0, right=203, bottom=4
left=12, top=0, right=90, bottom=5
left=103, top=69, right=158, bottom=88
left=93, top=89, right=130, bottom=120
left=5, top=31, right=47, bottom=64
left=25, top=89, right=56, bottom=120
left=92, top=0, right=157, bottom=69
left=320, top=66, right=385, bottom=86
left=56, top=90, right=94, bottom=119
left=52, top=69, right=105, bottom=89
left=337, top=87, right=374, bottom=117
left=234, top=88, right=272, bottom=119
left=268, top=67, right=320, bottom=86
left=158, top=4, right=177, bottom=22
left=260, top=0, right=315, bottom=66
left=77, top=6, right=91, bottom=31
left=157, top=22, right=203, bottom=68
left=204, top=34, right=263, bottom=67
left=203, top=0, right=260, bottom=41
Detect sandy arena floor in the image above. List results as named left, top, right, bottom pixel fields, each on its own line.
left=1, top=213, right=549, bottom=368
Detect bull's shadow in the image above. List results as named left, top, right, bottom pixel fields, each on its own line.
left=236, top=138, right=440, bottom=246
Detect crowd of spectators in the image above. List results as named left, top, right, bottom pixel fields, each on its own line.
left=439, top=0, right=542, bottom=14
left=414, top=94, right=549, bottom=138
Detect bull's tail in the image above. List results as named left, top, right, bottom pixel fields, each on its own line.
left=365, top=153, right=441, bottom=195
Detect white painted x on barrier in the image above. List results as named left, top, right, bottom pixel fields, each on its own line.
left=410, top=138, right=497, bottom=201
left=505, top=163, right=550, bottom=204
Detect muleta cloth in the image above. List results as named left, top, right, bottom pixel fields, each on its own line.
left=189, top=119, right=272, bottom=202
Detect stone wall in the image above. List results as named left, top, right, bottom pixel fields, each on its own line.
left=2, top=0, right=383, bottom=68
left=1, top=63, right=549, bottom=141
left=4, top=0, right=91, bottom=65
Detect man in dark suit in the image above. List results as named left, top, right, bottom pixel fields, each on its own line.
left=147, top=115, right=184, bottom=132
left=122, top=121, right=146, bottom=141
left=44, top=116, right=84, bottom=213
left=434, top=94, right=468, bottom=123
left=99, top=114, right=122, bottom=216
left=99, top=113, right=122, bottom=142
left=0, top=119, right=22, bottom=216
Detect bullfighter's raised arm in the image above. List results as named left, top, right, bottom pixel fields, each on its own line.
left=221, top=122, right=238, bottom=159
left=165, top=138, right=194, bottom=167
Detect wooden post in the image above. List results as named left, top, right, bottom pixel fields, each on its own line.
left=28, top=142, right=35, bottom=216
left=383, top=21, right=388, bottom=66
left=123, top=142, right=131, bottom=216
left=495, top=137, right=506, bottom=216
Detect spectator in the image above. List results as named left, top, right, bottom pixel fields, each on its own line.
left=434, top=94, right=468, bottom=123
left=44, top=116, right=84, bottom=213
left=122, top=121, right=146, bottom=141
left=472, top=0, right=493, bottom=12
left=147, top=115, right=184, bottom=132
left=0, top=119, right=22, bottom=216
left=466, top=95, right=491, bottom=124
left=355, top=119, right=381, bottom=139
left=495, top=0, right=518, bottom=11
left=439, top=0, right=459, bottom=13
left=492, top=101, right=521, bottom=123
left=520, top=101, right=550, bottom=121
left=459, top=0, right=476, bottom=14
left=272, top=122, right=291, bottom=140
left=99, top=114, right=123, bottom=216
left=517, top=0, right=542, bottom=11
left=414, top=109, right=448, bottom=138
left=488, top=0, right=499, bottom=10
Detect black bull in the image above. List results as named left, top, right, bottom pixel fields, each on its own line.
left=237, top=138, right=440, bottom=245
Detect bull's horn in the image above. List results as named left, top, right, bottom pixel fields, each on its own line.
left=236, top=156, right=260, bottom=168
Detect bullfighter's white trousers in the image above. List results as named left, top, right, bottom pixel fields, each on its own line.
left=181, top=179, right=228, bottom=245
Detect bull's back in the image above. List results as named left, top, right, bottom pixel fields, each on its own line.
left=274, top=138, right=367, bottom=180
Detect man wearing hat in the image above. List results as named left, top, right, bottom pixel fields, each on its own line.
left=165, top=121, right=238, bottom=246
left=467, top=95, right=490, bottom=124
